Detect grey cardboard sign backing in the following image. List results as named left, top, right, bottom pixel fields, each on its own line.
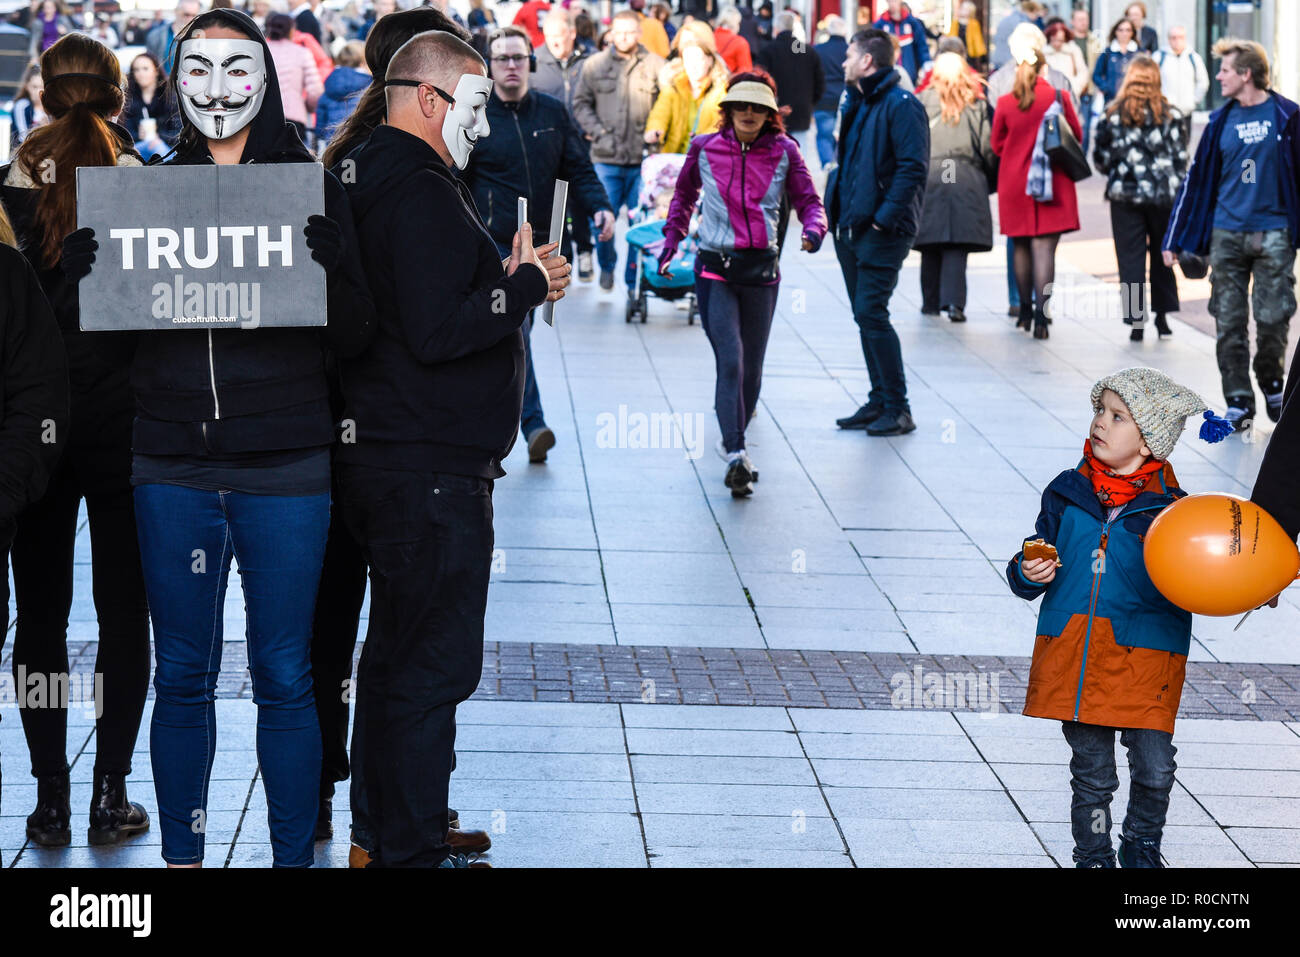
left=77, top=163, right=326, bottom=331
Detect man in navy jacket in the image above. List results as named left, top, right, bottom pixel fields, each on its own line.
left=827, top=28, right=928, bottom=437
left=462, top=26, right=613, bottom=465
left=1163, top=38, right=1300, bottom=431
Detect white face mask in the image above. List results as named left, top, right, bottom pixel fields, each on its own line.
left=176, top=37, right=268, bottom=140
left=441, top=73, right=492, bottom=170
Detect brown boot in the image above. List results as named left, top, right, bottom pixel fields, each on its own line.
left=447, top=826, right=492, bottom=855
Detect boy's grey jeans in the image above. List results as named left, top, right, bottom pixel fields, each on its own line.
left=1061, top=721, right=1177, bottom=866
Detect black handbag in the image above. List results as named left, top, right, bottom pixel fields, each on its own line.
left=1043, top=90, right=1091, bottom=182
left=697, top=247, right=780, bottom=284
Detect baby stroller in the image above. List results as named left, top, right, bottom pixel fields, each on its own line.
left=624, top=153, right=699, bottom=324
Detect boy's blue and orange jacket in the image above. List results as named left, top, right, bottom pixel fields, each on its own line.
left=1006, top=459, right=1191, bottom=734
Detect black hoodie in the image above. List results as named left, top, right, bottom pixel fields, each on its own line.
left=0, top=124, right=140, bottom=456
left=129, top=8, right=375, bottom=463
left=336, top=124, right=549, bottom=479
left=0, top=243, right=69, bottom=528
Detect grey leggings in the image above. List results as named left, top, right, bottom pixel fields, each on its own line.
left=695, top=275, right=780, bottom=454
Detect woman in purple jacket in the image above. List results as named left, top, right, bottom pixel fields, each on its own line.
left=659, top=72, right=826, bottom=498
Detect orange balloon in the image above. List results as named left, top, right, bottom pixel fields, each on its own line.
left=1143, top=494, right=1300, bottom=616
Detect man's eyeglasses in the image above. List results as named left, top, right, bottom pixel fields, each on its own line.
left=385, top=78, right=456, bottom=105
left=490, top=55, right=531, bottom=66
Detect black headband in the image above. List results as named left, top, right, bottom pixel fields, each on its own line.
left=46, top=72, right=122, bottom=90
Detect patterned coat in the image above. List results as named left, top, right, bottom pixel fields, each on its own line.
left=1092, top=105, right=1189, bottom=207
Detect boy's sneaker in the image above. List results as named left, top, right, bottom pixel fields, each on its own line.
left=599, top=270, right=614, bottom=291
left=1117, top=834, right=1164, bottom=869
left=1224, top=400, right=1255, bottom=433
left=1075, top=856, right=1116, bottom=869
left=724, top=452, right=755, bottom=498
left=578, top=252, right=593, bottom=281
left=1263, top=380, right=1284, bottom=422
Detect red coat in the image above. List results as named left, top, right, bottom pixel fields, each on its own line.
left=991, top=77, right=1082, bottom=237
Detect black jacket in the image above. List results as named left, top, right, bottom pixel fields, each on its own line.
left=814, top=35, right=847, bottom=113
left=0, top=123, right=140, bottom=456
left=0, top=243, right=68, bottom=527
left=757, top=31, right=826, bottom=132
left=295, top=7, right=322, bottom=44
left=461, top=90, right=611, bottom=249
left=129, top=8, right=375, bottom=458
left=336, top=124, right=550, bottom=479
left=826, top=68, right=929, bottom=239
left=121, top=83, right=183, bottom=145
left=1253, top=346, right=1300, bottom=541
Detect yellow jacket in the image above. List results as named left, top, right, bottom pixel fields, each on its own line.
left=645, top=67, right=727, bottom=154
left=638, top=13, right=670, bottom=58
left=947, top=15, right=986, bottom=59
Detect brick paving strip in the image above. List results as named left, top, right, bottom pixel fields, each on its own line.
left=24, top=640, right=1300, bottom=722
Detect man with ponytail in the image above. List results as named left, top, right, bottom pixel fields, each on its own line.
left=0, top=33, right=153, bottom=851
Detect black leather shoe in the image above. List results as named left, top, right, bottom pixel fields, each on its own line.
left=1016, top=304, right=1033, bottom=331
left=835, top=403, right=884, bottom=429
left=88, top=772, right=150, bottom=846
left=27, top=768, right=72, bottom=847
left=866, top=410, right=916, bottom=436
left=1154, top=312, right=1172, bottom=337
left=947, top=306, right=966, bottom=322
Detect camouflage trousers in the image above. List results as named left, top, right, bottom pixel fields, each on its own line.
left=1208, top=228, right=1298, bottom=402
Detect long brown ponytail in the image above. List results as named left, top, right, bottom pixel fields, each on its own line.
left=1012, top=51, right=1045, bottom=111
left=15, top=34, right=126, bottom=267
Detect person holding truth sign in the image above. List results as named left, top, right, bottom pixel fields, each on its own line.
left=335, top=28, right=569, bottom=867
left=62, top=7, right=376, bottom=868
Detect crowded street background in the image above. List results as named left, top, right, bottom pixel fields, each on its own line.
left=1, top=0, right=1299, bottom=879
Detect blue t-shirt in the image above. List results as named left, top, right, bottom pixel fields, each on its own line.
left=1215, top=99, right=1289, bottom=231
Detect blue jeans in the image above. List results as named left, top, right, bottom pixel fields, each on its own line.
left=813, top=110, right=837, bottom=167
left=136, top=483, right=329, bottom=866
left=494, top=240, right=546, bottom=433
left=834, top=226, right=913, bottom=414
left=594, top=162, right=641, bottom=287
left=1061, top=721, right=1177, bottom=867
left=1079, top=92, right=1095, bottom=158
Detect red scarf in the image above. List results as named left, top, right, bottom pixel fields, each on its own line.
left=1082, top=440, right=1163, bottom=508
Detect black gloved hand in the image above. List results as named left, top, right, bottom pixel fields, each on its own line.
left=61, top=227, right=98, bottom=283
left=304, top=214, right=344, bottom=273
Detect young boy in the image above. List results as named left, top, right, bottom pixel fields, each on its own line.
left=1007, top=367, right=1227, bottom=868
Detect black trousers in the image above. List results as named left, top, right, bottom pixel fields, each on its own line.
left=1110, top=200, right=1179, bottom=323
left=309, top=489, right=369, bottom=796
left=10, top=437, right=151, bottom=779
left=1, top=519, right=13, bottom=804
left=337, top=464, right=492, bottom=867
left=919, top=246, right=970, bottom=311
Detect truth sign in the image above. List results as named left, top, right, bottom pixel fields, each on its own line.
left=76, top=163, right=326, bottom=331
